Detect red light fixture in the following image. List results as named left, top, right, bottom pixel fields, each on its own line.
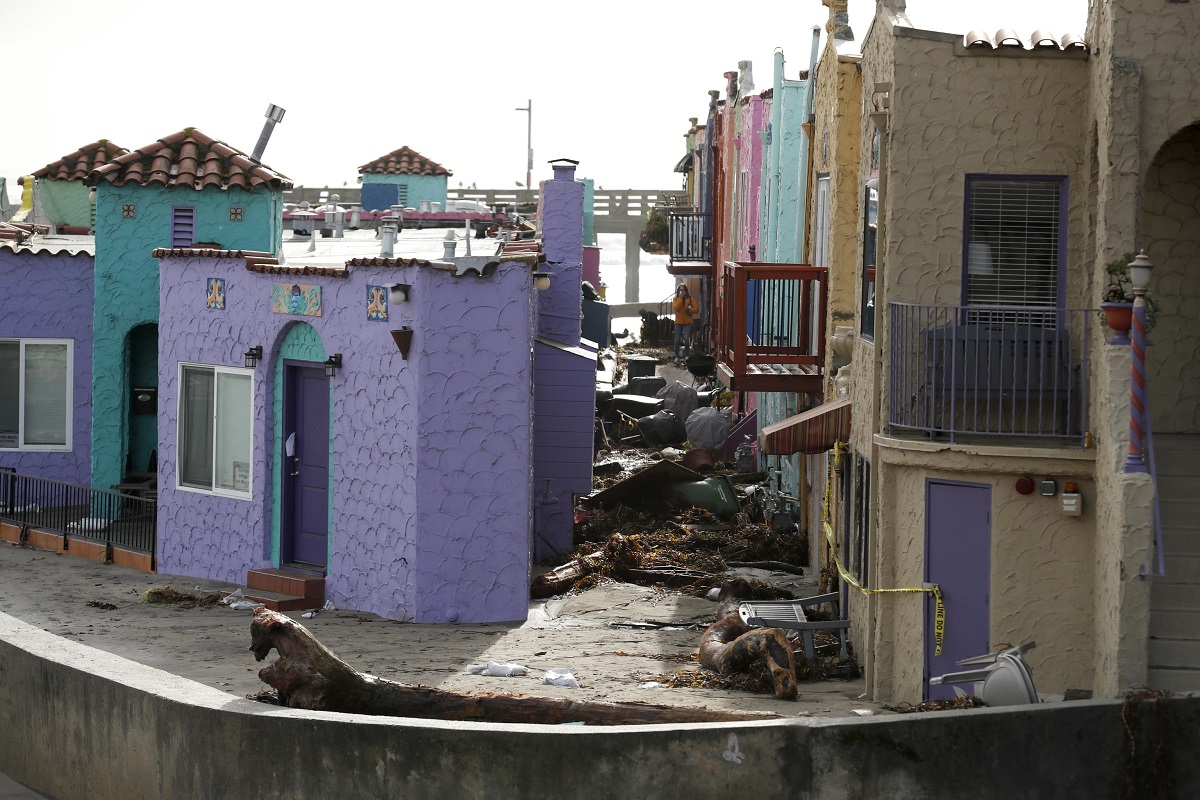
left=1015, top=477, right=1035, bottom=495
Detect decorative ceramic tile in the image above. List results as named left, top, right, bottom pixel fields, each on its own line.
left=229, top=207, right=243, bottom=221
left=206, top=278, right=226, bottom=310
left=366, top=285, right=389, bottom=322
left=271, top=283, right=322, bottom=316
left=122, top=204, right=136, bottom=218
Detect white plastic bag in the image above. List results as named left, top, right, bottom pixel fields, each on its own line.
left=542, top=668, right=580, bottom=688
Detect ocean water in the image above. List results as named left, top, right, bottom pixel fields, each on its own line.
left=595, top=232, right=677, bottom=343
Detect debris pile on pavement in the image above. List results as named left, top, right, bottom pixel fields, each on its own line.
left=139, top=585, right=223, bottom=609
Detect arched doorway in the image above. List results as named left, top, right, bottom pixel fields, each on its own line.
left=1141, top=123, right=1200, bottom=692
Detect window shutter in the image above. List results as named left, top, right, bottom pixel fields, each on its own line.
left=171, top=206, right=196, bottom=248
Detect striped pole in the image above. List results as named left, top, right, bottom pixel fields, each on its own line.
left=1123, top=251, right=1153, bottom=473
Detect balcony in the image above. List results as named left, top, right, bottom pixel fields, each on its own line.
left=716, top=262, right=828, bottom=393
left=888, top=303, right=1094, bottom=443
left=667, top=210, right=712, bottom=276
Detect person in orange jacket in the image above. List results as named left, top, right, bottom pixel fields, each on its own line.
left=671, top=284, right=699, bottom=364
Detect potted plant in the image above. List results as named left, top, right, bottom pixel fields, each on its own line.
left=1100, top=252, right=1159, bottom=344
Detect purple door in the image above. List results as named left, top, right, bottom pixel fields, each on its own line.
left=283, top=364, right=330, bottom=568
left=924, top=479, right=991, bottom=700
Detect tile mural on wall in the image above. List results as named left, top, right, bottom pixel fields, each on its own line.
left=366, top=285, right=389, bottom=322
left=206, top=278, right=226, bottom=310
left=271, top=283, right=323, bottom=316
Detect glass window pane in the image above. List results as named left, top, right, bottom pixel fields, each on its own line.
left=0, top=343, right=18, bottom=448
left=214, top=373, right=251, bottom=493
left=179, top=367, right=215, bottom=489
left=23, top=343, right=68, bottom=446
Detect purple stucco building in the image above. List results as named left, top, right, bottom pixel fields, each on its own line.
left=0, top=237, right=95, bottom=485
left=153, top=246, right=537, bottom=623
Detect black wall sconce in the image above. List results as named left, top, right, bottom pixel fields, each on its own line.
left=244, top=345, right=263, bottom=369
left=388, top=283, right=411, bottom=304
left=533, top=271, right=551, bottom=291
left=324, top=353, right=342, bottom=377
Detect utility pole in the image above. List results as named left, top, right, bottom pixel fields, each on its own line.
left=515, top=99, right=532, bottom=190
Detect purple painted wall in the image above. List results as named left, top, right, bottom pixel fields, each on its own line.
left=156, top=251, right=535, bottom=623
left=533, top=339, right=596, bottom=559
left=537, top=167, right=584, bottom=346
left=0, top=244, right=94, bottom=485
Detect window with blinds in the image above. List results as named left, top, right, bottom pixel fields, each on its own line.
left=178, top=364, right=253, bottom=497
left=0, top=339, right=72, bottom=450
left=964, top=176, right=1065, bottom=309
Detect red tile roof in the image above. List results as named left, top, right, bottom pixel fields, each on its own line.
left=32, top=140, right=129, bottom=182
left=89, top=128, right=292, bottom=191
left=358, top=146, right=453, bottom=177
left=0, top=222, right=50, bottom=243
left=344, top=256, right=436, bottom=268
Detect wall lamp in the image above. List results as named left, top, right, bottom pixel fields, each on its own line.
left=324, top=353, right=342, bottom=377
left=388, top=283, right=411, bottom=304
left=533, top=271, right=552, bottom=291
left=244, top=345, right=263, bottom=369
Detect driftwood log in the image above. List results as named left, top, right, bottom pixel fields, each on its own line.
left=699, top=579, right=797, bottom=700
left=249, top=607, right=776, bottom=725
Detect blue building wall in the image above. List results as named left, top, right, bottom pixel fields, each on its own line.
left=359, top=173, right=448, bottom=211
left=90, top=182, right=283, bottom=491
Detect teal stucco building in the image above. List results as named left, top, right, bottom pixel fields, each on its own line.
left=85, top=128, right=291, bottom=490
left=358, top=146, right=451, bottom=212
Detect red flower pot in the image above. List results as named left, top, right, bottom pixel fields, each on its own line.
left=1100, top=302, right=1133, bottom=345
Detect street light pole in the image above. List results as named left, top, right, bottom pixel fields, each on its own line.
left=1124, top=250, right=1154, bottom=473
left=515, top=99, right=532, bottom=190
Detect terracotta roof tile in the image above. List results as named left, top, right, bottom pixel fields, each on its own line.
left=344, top=256, right=436, bottom=268
left=32, top=140, right=130, bottom=182
left=358, top=146, right=453, bottom=177
left=0, top=222, right=50, bottom=242
left=90, top=129, right=293, bottom=191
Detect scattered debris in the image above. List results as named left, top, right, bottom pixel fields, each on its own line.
left=699, top=579, right=797, bottom=700
left=85, top=600, right=117, bottom=611
left=139, top=586, right=223, bottom=609
left=467, top=662, right=529, bottom=677
left=542, top=669, right=580, bottom=688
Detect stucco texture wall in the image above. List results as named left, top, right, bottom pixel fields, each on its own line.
left=735, top=95, right=766, bottom=261
left=871, top=442, right=1098, bottom=702
left=156, top=254, right=534, bottom=623
left=0, top=248, right=94, bottom=484
left=38, top=181, right=91, bottom=228
left=91, top=184, right=283, bottom=491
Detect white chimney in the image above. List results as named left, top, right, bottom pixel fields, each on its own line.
left=443, top=230, right=458, bottom=260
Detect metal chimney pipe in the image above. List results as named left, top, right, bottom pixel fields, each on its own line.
left=443, top=230, right=458, bottom=260
left=380, top=216, right=398, bottom=257
left=251, top=104, right=286, bottom=163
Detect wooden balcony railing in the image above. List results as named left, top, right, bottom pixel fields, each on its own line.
left=667, top=211, right=712, bottom=275
left=716, top=262, right=828, bottom=393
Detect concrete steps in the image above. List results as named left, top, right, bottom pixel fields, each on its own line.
left=244, top=567, right=324, bottom=613
left=1148, top=433, right=1200, bottom=692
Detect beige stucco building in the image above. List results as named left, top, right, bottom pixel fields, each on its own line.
left=836, top=0, right=1199, bottom=703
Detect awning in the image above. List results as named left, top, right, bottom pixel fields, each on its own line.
left=673, top=151, right=694, bottom=173
left=758, top=397, right=851, bottom=455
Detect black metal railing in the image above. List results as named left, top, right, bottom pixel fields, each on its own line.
left=0, top=470, right=156, bottom=560
left=668, top=211, right=711, bottom=264
left=888, top=303, right=1093, bottom=442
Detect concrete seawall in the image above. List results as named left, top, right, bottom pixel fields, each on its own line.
left=0, top=611, right=1194, bottom=799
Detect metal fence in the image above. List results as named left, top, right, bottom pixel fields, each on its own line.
left=0, top=470, right=156, bottom=561
left=668, top=211, right=711, bottom=264
left=888, top=303, right=1094, bottom=443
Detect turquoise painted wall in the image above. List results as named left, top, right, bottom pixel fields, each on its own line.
left=360, top=173, right=447, bottom=208
left=91, top=182, right=283, bottom=491
left=39, top=181, right=92, bottom=228
left=582, top=178, right=595, bottom=246
left=269, top=323, right=329, bottom=566
left=758, top=55, right=816, bottom=503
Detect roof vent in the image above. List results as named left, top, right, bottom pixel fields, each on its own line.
left=250, top=104, right=286, bottom=163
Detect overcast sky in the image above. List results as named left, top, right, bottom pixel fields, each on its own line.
left=1, top=0, right=1088, bottom=199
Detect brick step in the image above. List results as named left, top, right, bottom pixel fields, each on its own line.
left=240, top=587, right=322, bottom=613
left=246, top=567, right=324, bottom=600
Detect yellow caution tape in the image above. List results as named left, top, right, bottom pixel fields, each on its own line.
left=821, top=443, right=945, bottom=656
